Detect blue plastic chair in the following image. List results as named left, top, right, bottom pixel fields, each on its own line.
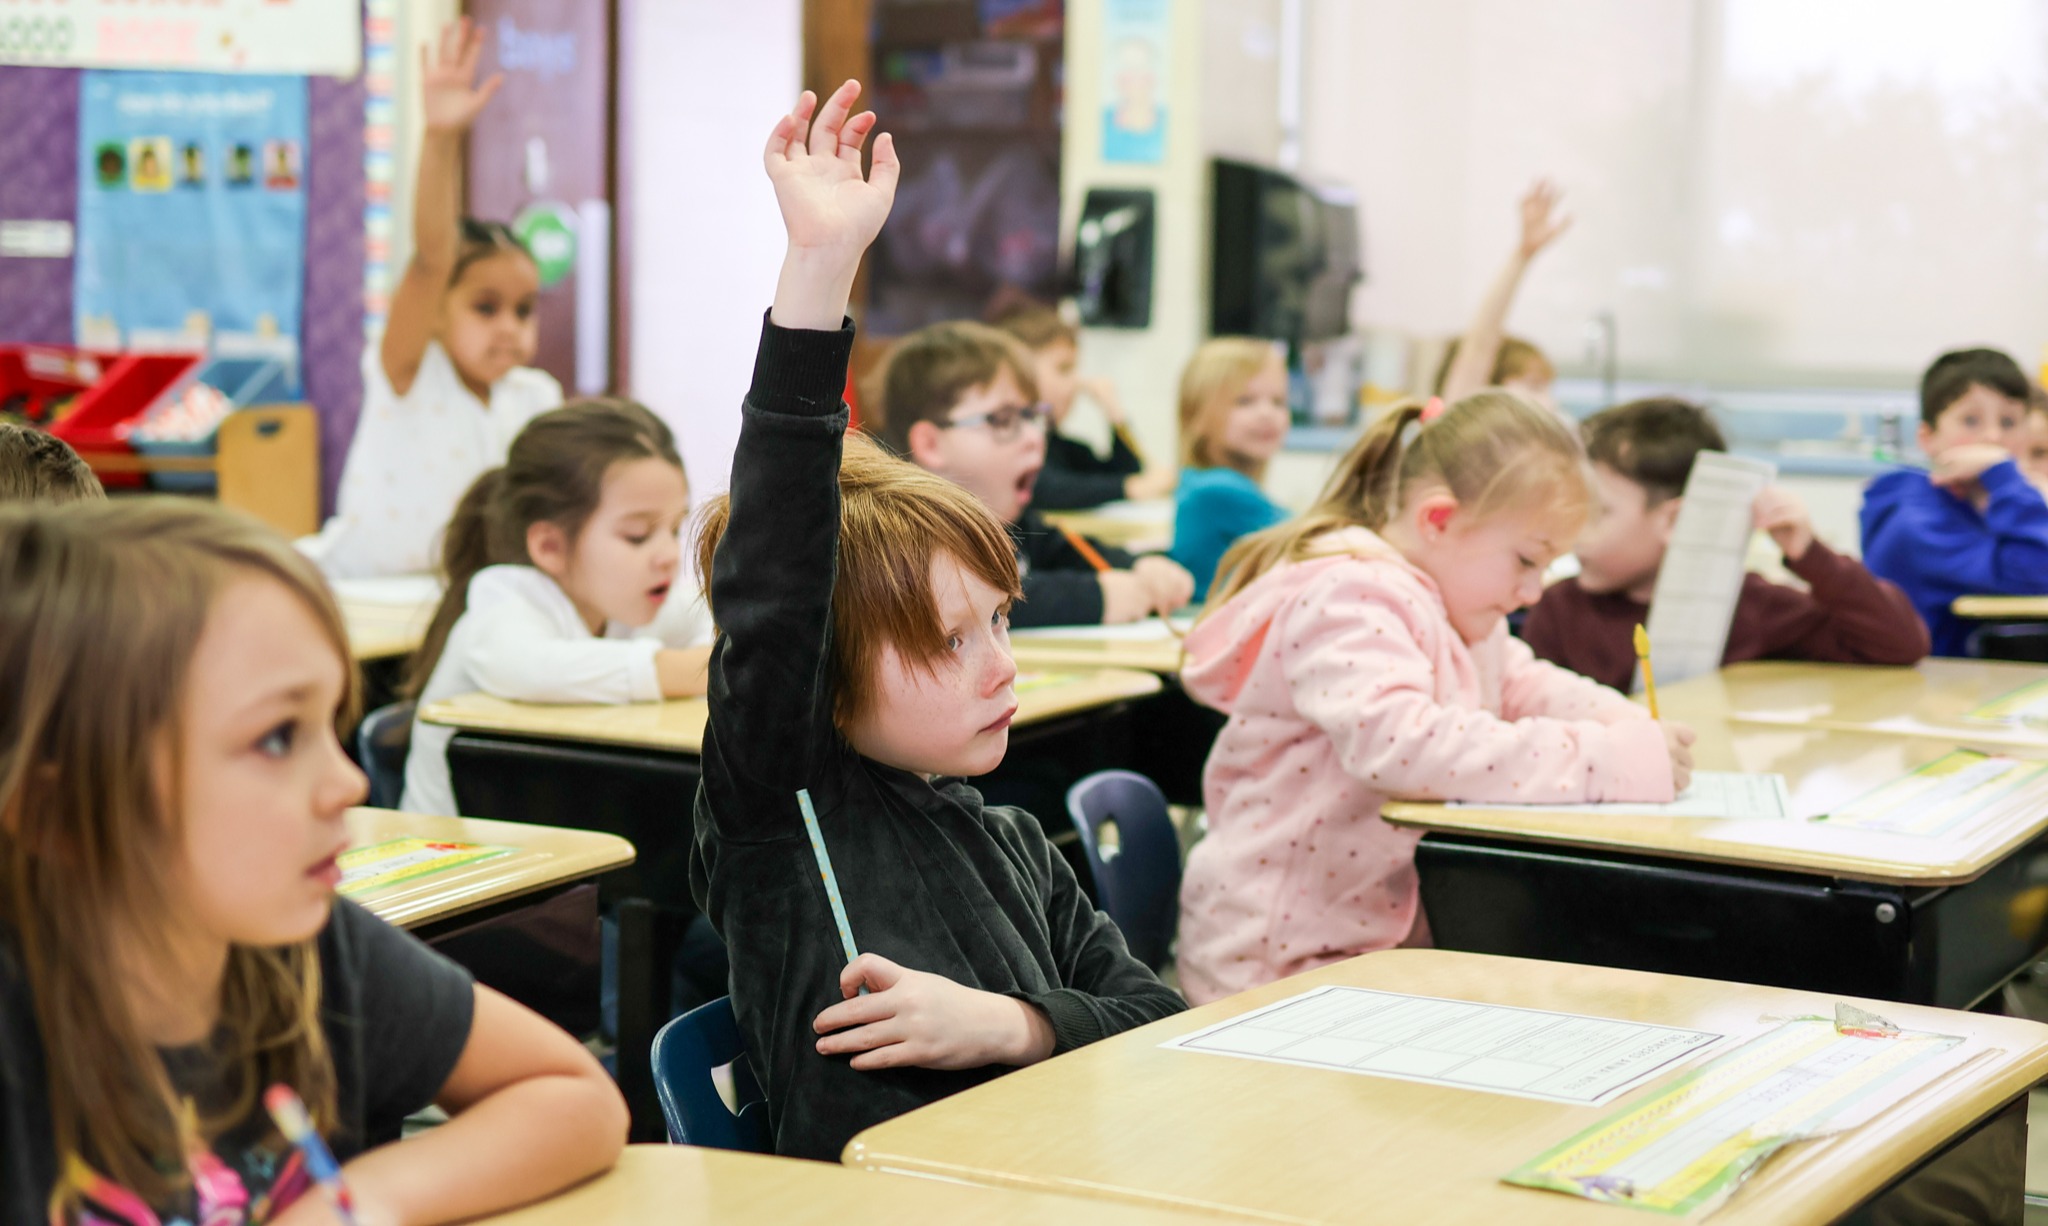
left=355, top=701, right=415, bottom=810
left=1065, top=770, right=1183, bottom=970
left=650, top=996, right=771, bottom=1151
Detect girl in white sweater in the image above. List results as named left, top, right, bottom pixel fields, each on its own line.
left=400, top=399, right=713, bottom=815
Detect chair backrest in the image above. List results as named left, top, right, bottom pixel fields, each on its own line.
left=1065, top=770, right=1182, bottom=970
left=356, top=700, right=416, bottom=810
left=650, top=996, right=772, bottom=1152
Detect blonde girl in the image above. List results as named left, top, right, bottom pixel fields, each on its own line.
left=304, top=19, right=562, bottom=579
left=1176, top=393, right=1694, bottom=1004
left=1167, top=337, right=1292, bottom=599
left=0, top=500, right=624, bottom=1225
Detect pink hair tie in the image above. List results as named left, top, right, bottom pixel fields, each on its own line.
left=1419, top=396, right=1446, bottom=423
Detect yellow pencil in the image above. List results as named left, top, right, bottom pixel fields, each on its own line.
left=1634, top=623, right=1659, bottom=720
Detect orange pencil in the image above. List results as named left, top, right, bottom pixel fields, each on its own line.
left=1057, top=523, right=1113, bottom=573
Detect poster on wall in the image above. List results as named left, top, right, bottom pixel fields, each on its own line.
left=0, top=0, right=360, bottom=76
left=74, top=71, right=307, bottom=384
left=1101, top=0, right=1169, bottom=165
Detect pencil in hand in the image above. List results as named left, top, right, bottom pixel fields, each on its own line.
left=1634, top=623, right=1659, bottom=720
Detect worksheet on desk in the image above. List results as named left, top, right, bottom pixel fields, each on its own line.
left=1640, top=452, right=1777, bottom=689
left=1446, top=771, right=1793, bottom=820
left=1165, top=986, right=1724, bottom=1105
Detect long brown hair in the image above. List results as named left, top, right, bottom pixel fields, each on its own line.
left=1178, top=337, right=1284, bottom=478
left=0, top=499, right=346, bottom=1212
left=1207, top=390, right=1589, bottom=606
left=408, top=398, right=685, bottom=697
left=695, top=431, right=1020, bottom=728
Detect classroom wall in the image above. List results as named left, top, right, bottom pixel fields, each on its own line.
left=623, top=0, right=801, bottom=501
left=1060, top=0, right=1287, bottom=468
left=1296, top=0, right=2048, bottom=388
left=0, top=62, right=367, bottom=509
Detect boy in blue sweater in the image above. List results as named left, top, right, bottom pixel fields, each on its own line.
left=1861, top=347, right=2048, bottom=655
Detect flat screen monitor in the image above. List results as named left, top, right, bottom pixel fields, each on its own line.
left=1211, top=158, right=1364, bottom=344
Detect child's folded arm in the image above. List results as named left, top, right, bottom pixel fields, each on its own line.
left=1284, top=591, right=1674, bottom=805
left=464, top=600, right=663, bottom=703
left=703, top=315, right=856, bottom=816
left=1014, top=835, right=1185, bottom=1053
left=1781, top=542, right=1931, bottom=664
left=1980, top=461, right=2048, bottom=592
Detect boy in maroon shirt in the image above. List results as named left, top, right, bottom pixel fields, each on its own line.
left=1523, top=398, right=1928, bottom=692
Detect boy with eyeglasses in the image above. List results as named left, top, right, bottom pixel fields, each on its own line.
left=869, top=321, right=1194, bottom=626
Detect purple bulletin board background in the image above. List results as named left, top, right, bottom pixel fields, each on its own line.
left=0, top=61, right=366, bottom=513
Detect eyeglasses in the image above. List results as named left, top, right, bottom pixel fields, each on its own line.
left=939, top=402, right=1051, bottom=442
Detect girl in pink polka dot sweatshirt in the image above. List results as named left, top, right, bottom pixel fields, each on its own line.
left=1175, top=393, right=1693, bottom=1004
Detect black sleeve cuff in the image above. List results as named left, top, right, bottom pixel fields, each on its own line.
left=749, top=311, right=857, bottom=419
left=1021, top=988, right=1106, bottom=1054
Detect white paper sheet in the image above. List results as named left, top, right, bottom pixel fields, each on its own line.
left=1640, top=452, right=1777, bottom=689
left=1446, top=771, right=1793, bottom=820
left=1164, top=985, right=1724, bottom=1105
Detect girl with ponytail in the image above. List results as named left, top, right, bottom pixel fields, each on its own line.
left=1175, top=391, right=1697, bottom=1004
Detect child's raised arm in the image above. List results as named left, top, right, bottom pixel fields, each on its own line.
left=700, top=83, right=896, bottom=810
left=380, top=19, right=503, bottom=397
left=1438, top=180, right=1570, bottom=404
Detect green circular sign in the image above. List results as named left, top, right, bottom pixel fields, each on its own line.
left=513, top=203, right=577, bottom=288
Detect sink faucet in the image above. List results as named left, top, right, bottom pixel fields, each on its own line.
left=1583, top=311, right=1618, bottom=410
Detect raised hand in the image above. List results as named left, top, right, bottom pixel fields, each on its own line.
left=813, top=953, right=1054, bottom=1071
left=766, top=81, right=900, bottom=330
left=420, top=19, right=502, bottom=135
left=1517, top=179, right=1572, bottom=260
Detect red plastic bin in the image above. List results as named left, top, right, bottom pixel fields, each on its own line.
left=0, top=346, right=202, bottom=489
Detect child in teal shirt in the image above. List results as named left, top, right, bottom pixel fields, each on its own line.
left=1170, top=338, right=1291, bottom=598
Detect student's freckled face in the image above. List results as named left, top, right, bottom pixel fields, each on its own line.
left=1421, top=505, right=1579, bottom=644
left=1573, top=463, right=1676, bottom=598
left=171, top=576, right=367, bottom=951
left=548, top=456, right=690, bottom=631
left=442, top=250, right=541, bottom=389
left=916, top=368, right=1048, bottom=524
left=843, top=555, right=1018, bottom=779
left=1920, top=384, right=2026, bottom=456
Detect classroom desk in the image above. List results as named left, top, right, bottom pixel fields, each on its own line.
left=344, top=807, right=632, bottom=1047
left=343, top=807, right=634, bottom=929
left=1956, top=595, right=2048, bottom=620
left=476, top=1145, right=1204, bottom=1225
left=417, top=668, right=1162, bottom=1142
left=1689, top=658, right=2048, bottom=748
left=340, top=596, right=435, bottom=663
left=1042, top=498, right=1174, bottom=552
left=1008, top=624, right=1189, bottom=675
left=1384, top=680, right=2048, bottom=1008
left=418, top=667, right=1163, bottom=754
left=846, top=949, right=2048, bottom=1225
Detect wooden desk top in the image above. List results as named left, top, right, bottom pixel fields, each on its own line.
left=340, top=597, right=435, bottom=662
left=343, top=808, right=634, bottom=929
left=475, top=1145, right=1202, bottom=1225
left=1684, top=659, right=2048, bottom=748
left=1954, top=594, right=2048, bottom=620
left=417, top=668, right=1165, bottom=755
left=1384, top=710, right=2048, bottom=884
left=845, top=950, right=2048, bottom=1226
left=1009, top=630, right=1188, bottom=675
left=1042, top=499, right=1174, bottom=552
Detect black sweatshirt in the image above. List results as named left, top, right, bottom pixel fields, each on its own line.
left=1030, top=431, right=1144, bottom=511
left=1010, top=509, right=1135, bottom=628
left=690, top=316, right=1184, bottom=1163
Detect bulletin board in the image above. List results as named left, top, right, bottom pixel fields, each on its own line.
left=0, top=0, right=360, bottom=76
left=73, top=70, right=307, bottom=385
